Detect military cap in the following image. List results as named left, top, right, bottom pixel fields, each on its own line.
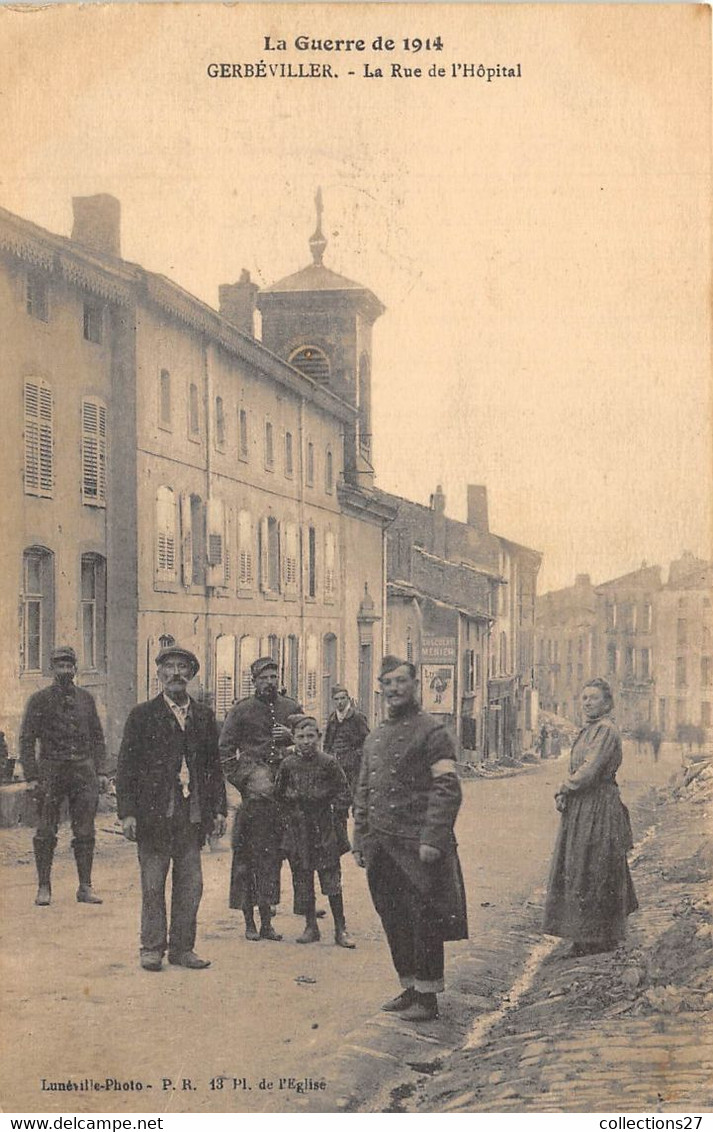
left=51, top=645, right=77, bottom=665
left=379, top=654, right=416, bottom=679
left=331, top=684, right=349, bottom=697
left=251, top=656, right=278, bottom=679
left=155, top=645, right=200, bottom=676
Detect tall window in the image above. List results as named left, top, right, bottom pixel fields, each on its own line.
left=159, top=369, right=172, bottom=429
left=324, top=530, right=336, bottom=601
left=702, top=702, right=711, bottom=728
left=702, top=657, right=712, bottom=687
left=325, top=447, right=334, bottom=493
left=607, top=643, right=617, bottom=674
left=676, top=657, right=687, bottom=688
left=22, top=547, right=54, bottom=673
left=266, top=634, right=280, bottom=665
left=465, top=649, right=475, bottom=694
left=239, top=636, right=259, bottom=699
left=500, top=631, right=507, bottom=674
left=81, top=398, right=107, bottom=506
left=206, top=497, right=228, bottom=587
left=83, top=301, right=103, bottom=344
left=188, top=383, right=200, bottom=438
left=306, top=525, right=317, bottom=598
left=155, top=486, right=177, bottom=580
left=238, top=408, right=249, bottom=460
left=625, top=646, right=634, bottom=676
left=26, top=272, right=49, bottom=321
left=264, top=420, right=274, bottom=469
left=215, top=635, right=236, bottom=718
left=285, top=635, right=299, bottom=700
left=306, top=634, right=319, bottom=703
left=643, top=602, right=652, bottom=632
left=190, top=495, right=206, bottom=586
left=80, top=554, right=106, bottom=671
left=284, top=431, right=294, bottom=477
left=238, top=510, right=254, bottom=589
left=283, top=522, right=299, bottom=594
left=640, top=648, right=651, bottom=680
left=677, top=619, right=687, bottom=647
left=306, top=442, right=315, bottom=487
left=24, top=380, right=53, bottom=498
left=215, top=396, right=225, bottom=449
left=259, top=516, right=280, bottom=592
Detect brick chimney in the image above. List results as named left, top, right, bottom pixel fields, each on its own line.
left=71, top=194, right=121, bottom=258
left=219, top=270, right=259, bottom=336
left=430, top=484, right=447, bottom=559
left=466, top=484, right=489, bottom=533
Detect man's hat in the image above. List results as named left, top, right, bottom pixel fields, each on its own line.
left=155, top=645, right=200, bottom=676
left=331, top=684, right=349, bottom=697
left=251, top=656, right=278, bottom=679
left=379, top=654, right=415, bottom=679
left=51, top=645, right=77, bottom=665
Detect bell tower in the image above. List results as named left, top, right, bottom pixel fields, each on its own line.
left=257, top=190, right=384, bottom=484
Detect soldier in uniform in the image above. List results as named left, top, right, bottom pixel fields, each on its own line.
left=353, top=655, right=468, bottom=1022
left=19, top=645, right=108, bottom=907
left=219, top=657, right=301, bottom=941
left=323, top=685, right=370, bottom=803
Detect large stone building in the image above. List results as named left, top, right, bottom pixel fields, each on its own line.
left=535, top=574, right=598, bottom=721
left=380, top=484, right=542, bottom=760
left=655, top=553, right=712, bottom=741
left=0, top=195, right=395, bottom=761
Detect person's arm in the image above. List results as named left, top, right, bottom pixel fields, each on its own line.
left=420, top=724, right=462, bottom=861
left=205, top=710, right=227, bottom=836
left=87, top=695, right=108, bottom=776
left=559, top=723, right=620, bottom=796
left=18, top=695, right=41, bottom=782
left=116, top=708, right=141, bottom=841
left=351, top=745, right=371, bottom=864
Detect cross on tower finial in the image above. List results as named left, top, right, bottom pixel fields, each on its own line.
left=309, top=186, right=327, bottom=266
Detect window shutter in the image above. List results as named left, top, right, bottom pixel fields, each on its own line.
left=180, top=493, right=193, bottom=586
left=206, top=498, right=226, bottom=587
left=24, top=381, right=54, bottom=498
left=238, top=510, right=253, bottom=588
left=81, top=399, right=107, bottom=505
left=224, top=506, right=232, bottom=586
left=259, top=517, right=270, bottom=591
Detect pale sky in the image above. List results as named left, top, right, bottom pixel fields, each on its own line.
left=2, top=3, right=710, bottom=591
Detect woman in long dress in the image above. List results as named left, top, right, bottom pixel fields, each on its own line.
left=543, top=678, right=638, bottom=957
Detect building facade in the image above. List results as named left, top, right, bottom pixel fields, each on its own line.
left=655, top=553, right=712, bottom=741
left=380, top=483, right=541, bottom=760
left=1, top=196, right=395, bottom=762
left=535, top=574, right=598, bottom=721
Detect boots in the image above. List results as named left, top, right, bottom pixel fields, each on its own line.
left=400, top=992, right=439, bottom=1022
left=258, top=904, right=282, bottom=941
left=243, top=908, right=260, bottom=941
left=74, top=841, right=103, bottom=904
left=33, top=839, right=54, bottom=906
left=329, top=893, right=356, bottom=948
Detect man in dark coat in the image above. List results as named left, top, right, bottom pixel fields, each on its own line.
left=323, top=685, right=370, bottom=802
left=219, top=656, right=301, bottom=941
left=19, top=645, right=108, bottom=907
left=353, top=655, right=467, bottom=1022
left=116, top=645, right=227, bottom=971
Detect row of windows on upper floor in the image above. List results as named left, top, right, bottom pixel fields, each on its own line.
left=158, top=371, right=337, bottom=493
left=539, top=635, right=592, bottom=664
left=23, top=380, right=106, bottom=504
left=25, top=271, right=105, bottom=343
left=154, top=487, right=338, bottom=603
left=20, top=547, right=106, bottom=675
left=21, top=377, right=337, bottom=505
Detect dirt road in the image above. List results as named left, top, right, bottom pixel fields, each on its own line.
left=0, top=744, right=678, bottom=1114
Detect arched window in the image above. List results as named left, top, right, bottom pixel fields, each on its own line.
left=21, top=546, right=54, bottom=673
left=80, top=553, right=106, bottom=671
left=159, top=370, right=171, bottom=429
left=289, top=345, right=330, bottom=383
left=155, top=487, right=177, bottom=580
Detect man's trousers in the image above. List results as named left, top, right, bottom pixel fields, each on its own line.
left=367, top=844, right=445, bottom=994
left=137, top=806, right=203, bottom=956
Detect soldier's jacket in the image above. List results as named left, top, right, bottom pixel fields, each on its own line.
left=353, top=702, right=461, bottom=855
left=19, top=682, right=107, bottom=780
left=218, top=693, right=301, bottom=795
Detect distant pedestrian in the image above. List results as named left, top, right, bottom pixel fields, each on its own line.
left=651, top=729, right=662, bottom=763
left=19, top=645, right=108, bottom=907
left=353, top=656, right=468, bottom=1022
left=116, top=645, right=227, bottom=971
left=275, top=715, right=355, bottom=948
left=219, top=657, right=301, bottom=942
left=324, top=686, right=369, bottom=803
left=543, top=678, right=638, bottom=957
